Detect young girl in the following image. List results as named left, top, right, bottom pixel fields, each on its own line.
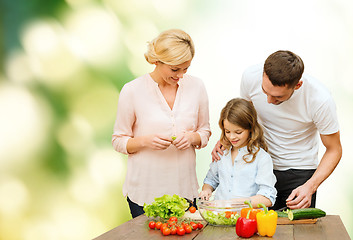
left=199, top=98, right=276, bottom=207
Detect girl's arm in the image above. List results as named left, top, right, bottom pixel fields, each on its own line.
left=199, top=184, right=214, bottom=200
left=250, top=195, right=272, bottom=208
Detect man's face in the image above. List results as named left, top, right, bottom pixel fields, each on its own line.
left=261, top=72, right=301, bottom=105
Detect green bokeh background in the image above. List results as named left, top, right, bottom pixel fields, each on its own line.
left=1, top=0, right=352, bottom=239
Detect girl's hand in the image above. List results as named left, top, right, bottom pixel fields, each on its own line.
left=144, top=135, right=173, bottom=150
left=199, top=189, right=212, bottom=201
left=172, top=132, right=194, bottom=150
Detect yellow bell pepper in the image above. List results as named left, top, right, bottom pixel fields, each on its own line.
left=256, top=203, right=278, bottom=237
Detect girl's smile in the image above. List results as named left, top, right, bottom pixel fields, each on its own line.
left=223, top=119, right=250, bottom=149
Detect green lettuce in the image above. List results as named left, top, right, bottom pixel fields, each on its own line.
left=202, top=210, right=240, bottom=226
left=143, top=194, right=189, bottom=219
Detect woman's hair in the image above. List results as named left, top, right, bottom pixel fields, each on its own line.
left=144, top=29, right=195, bottom=65
left=264, top=50, right=304, bottom=88
left=219, top=98, right=268, bottom=163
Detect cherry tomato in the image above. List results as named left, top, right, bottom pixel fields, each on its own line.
left=197, top=223, right=204, bottom=229
left=170, top=227, right=177, bottom=235
left=225, top=211, right=232, bottom=219
left=160, top=223, right=168, bottom=232
left=190, top=222, right=198, bottom=230
left=177, top=227, right=185, bottom=236
left=184, top=225, right=192, bottom=234
left=155, top=221, right=162, bottom=230
left=148, top=221, right=156, bottom=229
left=189, top=206, right=196, bottom=213
left=169, top=216, right=178, bottom=222
left=162, top=227, right=171, bottom=236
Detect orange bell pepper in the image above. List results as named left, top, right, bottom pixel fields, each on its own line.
left=241, top=200, right=262, bottom=220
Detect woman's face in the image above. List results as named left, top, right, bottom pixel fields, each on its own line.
left=154, top=60, right=191, bottom=85
left=223, top=119, right=250, bottom=149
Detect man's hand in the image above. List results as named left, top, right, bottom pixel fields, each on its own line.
left=211, top=140, right=224, bottom=162
left=286, top=182, right=315, bottom=209
left=199, top=189, right=212, bottom=201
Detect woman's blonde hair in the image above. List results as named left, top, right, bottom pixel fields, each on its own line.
left=144, top=29, right=195, bottom=65
left=219, top=98, right=268, bottom=163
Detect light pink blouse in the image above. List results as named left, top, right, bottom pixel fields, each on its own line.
left=112, top=74, right=211, bottom=205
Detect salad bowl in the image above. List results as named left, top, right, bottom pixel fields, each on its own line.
left=197, top=198, right=249, bottom=226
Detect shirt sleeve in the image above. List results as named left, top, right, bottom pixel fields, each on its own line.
left=195, top=80, right=211, bottom=149
left=112, top=83, right=135, bottom=155
left=255, top=151, right=277, bottom=206
left=240, top=69, right=251, bottom=100
left=203, top=161, right=220, bottom=190
left=313, top=96, right=340, bottom=135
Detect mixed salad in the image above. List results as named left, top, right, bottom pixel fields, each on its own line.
left=201, top=210, right=240, bottom=226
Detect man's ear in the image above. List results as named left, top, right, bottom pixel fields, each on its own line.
left=294, top=80, right=303, bottom=90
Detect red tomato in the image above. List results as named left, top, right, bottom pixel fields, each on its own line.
left=148, top=221, right=156, bottom=229
left=189, top=206, right=196, bottom=213
left=225, top=211, right=232, bottom=219
left=177, top=227, right=185, bottom=236
left=160, top=223, right=168, bottom=232
left=170, top=227, right=177, bottom=235
left=155, top=221, right=162, bottom=230
left=162, top=227, right=171, bottom=236
left=169, top=216, right=178, bottom=222
left=190, top=222, right=198, bottom=230
left=197, top=223, right=204, bottom=229
left=184, top=225, right=192, bottom=234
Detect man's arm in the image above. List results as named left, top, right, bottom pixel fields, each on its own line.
left=286, top=131, right=342, bottom=209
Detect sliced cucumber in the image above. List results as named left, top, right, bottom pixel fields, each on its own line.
left=275, top=210, right=289, bottom=218
left=287, top=208, right=326, bottom=220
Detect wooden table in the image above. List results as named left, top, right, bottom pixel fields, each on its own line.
left=94, top=215, right=350, bottom=240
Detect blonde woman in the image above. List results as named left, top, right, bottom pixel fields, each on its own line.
left=112, top=29, right=211, bottom=218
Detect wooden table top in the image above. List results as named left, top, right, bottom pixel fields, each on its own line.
left=93, top=215, right=350, bottom=240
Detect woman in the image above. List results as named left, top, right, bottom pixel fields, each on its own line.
left=112, top=29, right=211, bottom=218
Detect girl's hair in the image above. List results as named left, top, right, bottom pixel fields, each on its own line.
left=219, top=98, right=268, bottom=163
left=144, top=29, right=195, bottom=65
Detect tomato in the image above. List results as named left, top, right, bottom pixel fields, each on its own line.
left=197, top=223, right=204, bottom=229
left=184, top=225, right=192, bottom=234
left=155, top=221, right=162, bottom=230
left=225, top=211, right=232, bottom=219
left=162, top=227, right=171, bottom=236
left=170, top=227, right=177, bottom=235
left=177, top=227, right=185, bottom=236
left=190, top=222, right=198, bottom=230
left=160, top=223, right=168, bottom=232
left=189, top=206, right=196, bottom=213
left=169, top=216, right=178, bottom=222
left=148, top=221, right=156, bottom=229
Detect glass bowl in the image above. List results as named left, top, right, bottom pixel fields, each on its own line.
left=197, top=198, right=249, bottom=227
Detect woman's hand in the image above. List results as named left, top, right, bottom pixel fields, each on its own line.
left=144, top=135, right=173, bottom=150
left=172, top=132, right=196, bottom=150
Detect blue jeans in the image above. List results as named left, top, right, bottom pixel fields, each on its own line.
left=127, top=196, right=145, bottom=218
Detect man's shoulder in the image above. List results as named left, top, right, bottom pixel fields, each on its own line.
left=243, top=63, right=263, bottom=79
left=301, top=74, right=333, bottom=104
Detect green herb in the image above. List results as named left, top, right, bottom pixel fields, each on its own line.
left=143, top=194, right=189, bottom=219
left=171, top=136, right=176, bottom=141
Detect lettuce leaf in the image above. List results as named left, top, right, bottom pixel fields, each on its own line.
left=143, top=194, right=189, bottom=219
left=202, top=210, right=240, bottom=226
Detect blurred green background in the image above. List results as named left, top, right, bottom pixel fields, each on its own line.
left=0, top=0, right=352, bottom=239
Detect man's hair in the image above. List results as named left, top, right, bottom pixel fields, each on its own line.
left=264, top=50, right=304, bottom=88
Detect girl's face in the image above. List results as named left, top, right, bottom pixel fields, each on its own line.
left=223, top=119, right=250, bottom=149
left=154, top=60, right=191, bottom=86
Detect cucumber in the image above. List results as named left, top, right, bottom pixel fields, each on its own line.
left=287, top=208, right=326, bottom=220
left=275, top=210, right=289, bottom=218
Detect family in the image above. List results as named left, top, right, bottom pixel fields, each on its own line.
left=112, top=29, right=342, bottom=218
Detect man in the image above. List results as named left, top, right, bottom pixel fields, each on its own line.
left=212, top=50, right=342, bottom=209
